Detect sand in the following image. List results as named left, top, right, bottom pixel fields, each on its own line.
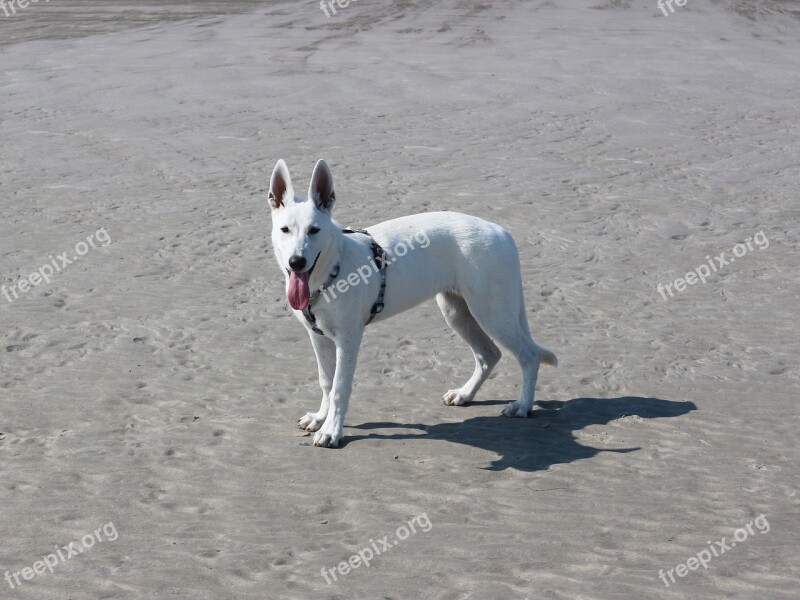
left=0, top=0, right=797, bottom=598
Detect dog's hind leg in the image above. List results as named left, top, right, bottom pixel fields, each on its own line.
left=298, top=332, right=336, bottom=432
left=499, top=301, right=558, bottom=418
left=461, top=285, right=553, bottom=418
left=437, top=291, right=502, bottom=406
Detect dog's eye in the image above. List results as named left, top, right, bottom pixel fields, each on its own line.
left=308, top=226, right=320, bottom=235
left=280, top=226, right=290, bottom=233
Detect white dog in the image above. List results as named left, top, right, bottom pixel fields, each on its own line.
left=269, top=159, right=557, bottom=448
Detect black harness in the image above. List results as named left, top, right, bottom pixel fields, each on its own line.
left=301, top=228, right=387, bottom=336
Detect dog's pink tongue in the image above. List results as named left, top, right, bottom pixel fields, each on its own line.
left=288, top=271, right=311, bottom=310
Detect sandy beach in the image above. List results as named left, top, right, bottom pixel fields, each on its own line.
left=0, top=0, right=798, bottom=598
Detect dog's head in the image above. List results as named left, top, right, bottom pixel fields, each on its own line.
left=269, top=159, right=338, bottom=311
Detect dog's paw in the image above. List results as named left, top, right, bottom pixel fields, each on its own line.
left=298, top=412, right=326, bottom=432
left=312, top=429, right=341, bottom=448
left=501, top=401, right=531, bottom=418
left=442, top=390, right=470, bottom=406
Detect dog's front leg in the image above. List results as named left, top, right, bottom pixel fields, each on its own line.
left=298, top=332, right=336, bottom=432
left=312, top=331, right=363, bottom=448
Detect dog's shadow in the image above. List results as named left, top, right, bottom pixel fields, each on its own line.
left=345, top=396, right=696, bottom=471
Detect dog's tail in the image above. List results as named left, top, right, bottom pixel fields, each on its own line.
left=535, top=344, right=558, bottom=367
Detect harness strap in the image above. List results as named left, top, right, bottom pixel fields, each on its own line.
left=302, top=264, right=340, bottom=336
left=302, top=228, right=388, bottom=336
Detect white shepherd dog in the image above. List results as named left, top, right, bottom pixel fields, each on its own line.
left=269, top=159, right=557, bottom=448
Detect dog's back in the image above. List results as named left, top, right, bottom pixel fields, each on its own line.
left=365, top=211, right=520, bottom=319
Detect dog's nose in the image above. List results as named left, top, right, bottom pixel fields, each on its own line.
left=288, top=255, right=307, bottom=271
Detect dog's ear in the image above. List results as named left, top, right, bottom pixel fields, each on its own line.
left=308, top=159, right=335, bottom=213
left=269, top=159, right=293, bottom=210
